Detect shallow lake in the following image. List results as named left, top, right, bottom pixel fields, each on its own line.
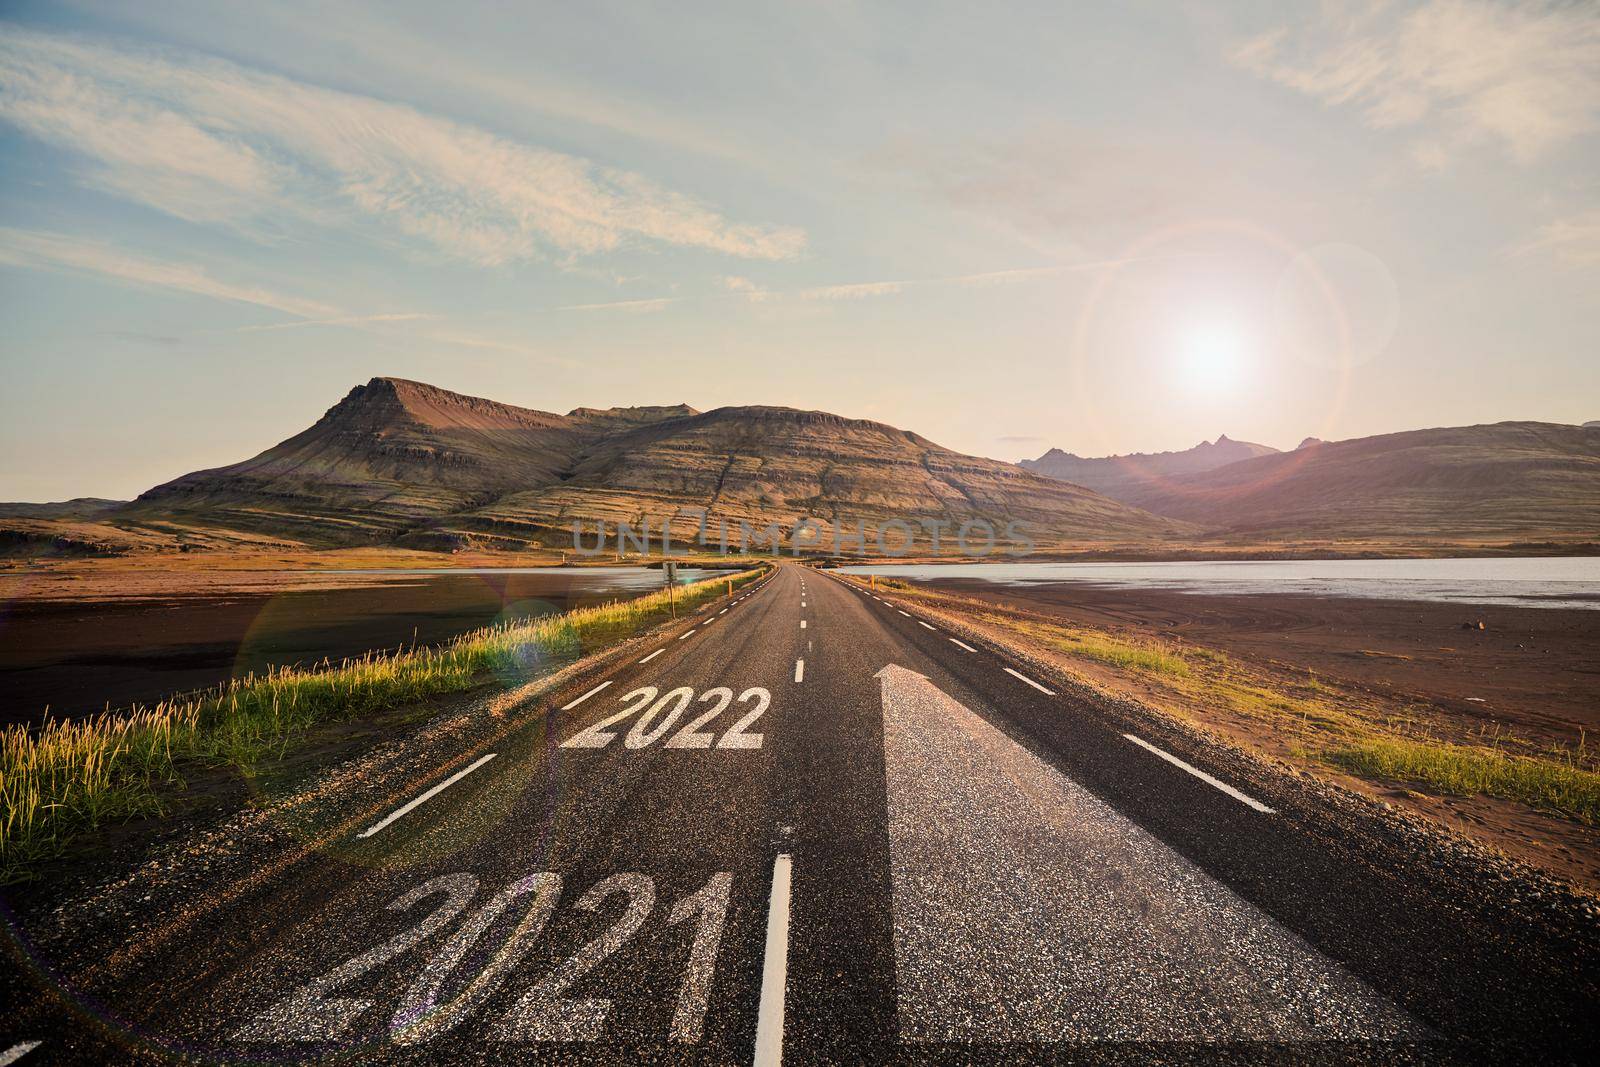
left=0, top=566, right=714, bottom=724
left=841, top=557, right=1600, bottom=610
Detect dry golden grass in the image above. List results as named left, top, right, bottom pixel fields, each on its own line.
left=867, top=577, right=1600, bottom=825
left=1, top=566, right=765, bottom=878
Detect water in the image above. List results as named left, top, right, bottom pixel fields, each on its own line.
left=0, top=566, right=713, bottom=724
left=841, top=557, right=1600, bottom=610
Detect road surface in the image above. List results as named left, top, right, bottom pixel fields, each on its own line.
left=4, top=563, right=1596, bottom=1063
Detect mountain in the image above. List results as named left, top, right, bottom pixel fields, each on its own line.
left=121, top=378, right=1185, bottom=550
left=1112, top=422, right=1600, bottom=539
left=0, top=498, right=124, bottom=520
left=1020, top=435, right=1281, bottom=499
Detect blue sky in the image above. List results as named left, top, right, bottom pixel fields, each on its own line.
left=2, top=1, right=1597, bottom=500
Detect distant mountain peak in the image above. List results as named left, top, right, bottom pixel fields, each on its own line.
left=1022, top=435, right=1280, bottom=494
left=331, top=377, right=567, bottom=432
left=568, top=403, right=699, bottom=420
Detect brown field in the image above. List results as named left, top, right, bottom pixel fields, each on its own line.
left=878, top=574, right=1600, bottom=892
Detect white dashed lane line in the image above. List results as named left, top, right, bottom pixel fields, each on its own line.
left=1124, top=734, right=1276, bottom=814
left=679, top=628, right=698, bottom=640
left=0, top=1044, right=41, bottom=1066
left=638, top=648, right=665, bottom=664
left=1003, top=667, right=1056, bottom=695
left=562, top=680, right=613, bottom=709
left=949, top=638, right=977, bottom=653
left=800, top=620, right=807, bottom=629
left=917, top=621, right=935, bottom=631
left=357, top=752, right=497, bottom=839
left=794, top=658, right=805, bottom=683
left=753, top=853, right=793, bottom=1067
left=897, top=610, right=911, bottom=618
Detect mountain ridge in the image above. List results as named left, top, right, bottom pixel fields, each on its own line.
left=1065, top=421, right=1600, bottom=539
left=1020, top=435, right=1281, bottom=497
left=119, top=378, right=1185, bottom=550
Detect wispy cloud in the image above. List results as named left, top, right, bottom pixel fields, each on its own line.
left=233, top=313, right=435, bottom=333
left=795, top=258, right=1149, bottom=301
left=1230, top=1, right=1600, bottom=165
left=1514, top=208, right=1600, bottom=266
left=0, top=227, right=336, bottom=317
left=421, top=329, right=575, bottom=368
left=0, top=25, right=806, bottom=266
left=719, top=275, right=775, bottom=302
left=551, top=298, right=675, bottom=313
left=799, top=280, right=907, bottom=300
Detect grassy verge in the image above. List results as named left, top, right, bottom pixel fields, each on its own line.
left=863, top=577, right=1600, bottom=825
left=1, top=566, right=766, bottom=878
left=1328, top=739, right=1600, bottom=823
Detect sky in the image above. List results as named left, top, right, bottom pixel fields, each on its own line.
left=1, top=0, right=1597, bottom=501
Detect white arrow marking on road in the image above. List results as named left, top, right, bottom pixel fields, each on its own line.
left=357, top=752, right=497, bottom=839
left=1123, top=734, right=1275, bottom=813
left=874, top=664, right=1415, bottom=1042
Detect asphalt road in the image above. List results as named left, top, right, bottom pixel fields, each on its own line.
left=4, top=563, right=1597, bottom=1064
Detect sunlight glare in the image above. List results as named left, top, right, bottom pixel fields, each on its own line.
left=1177, top=322, right=1247, bottom=395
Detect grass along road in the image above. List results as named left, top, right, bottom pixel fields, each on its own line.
left=0, top=566, right=768, bottom=879
left=854, top=575, right=1600, bottom=887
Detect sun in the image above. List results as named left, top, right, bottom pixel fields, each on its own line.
left=1177, top=322, right=1247, bottom=395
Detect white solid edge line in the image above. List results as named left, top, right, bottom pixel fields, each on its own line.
left=917, top=621, right=935, bottom=631
left=1003, top=666, right=1056, bottom=695
left=794, top=658, right=805, bottom=683
left=357, top=752, right=498, bottom=839
left=679, top=628, right=698, bottom=640
left=1124, top=734, right=1276, bottom=814
left=0, top=1044, right=41, bottom=1067
left=561, top=679, right=613, bottom=710
left=753, top=853, right=793, bottom=1067
left=949, top=637, right=976, bottom=652
left=638, top=648, right=665, bottom=664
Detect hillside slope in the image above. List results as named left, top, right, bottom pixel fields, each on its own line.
left=120, top=379, right=1184, bottom=550
left=1117, top=422, right=1600, bottom=539
left=458, top=405, right=1182, bottom=548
